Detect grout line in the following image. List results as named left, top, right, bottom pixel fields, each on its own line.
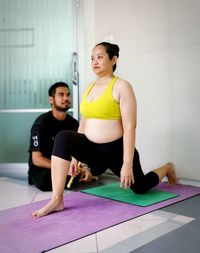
left=31, top=190, right=40, bottom=203
left=95, top=233, right=99, bottom=253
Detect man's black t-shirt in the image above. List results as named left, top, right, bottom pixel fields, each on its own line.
left=28, top=111, right=79, bottom=178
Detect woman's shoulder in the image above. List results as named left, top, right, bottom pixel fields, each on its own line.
left=115, top=77, right=133, bottom=90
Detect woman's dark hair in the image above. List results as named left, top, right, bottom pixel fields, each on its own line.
left=96, top=42, right=120, bottom=71
left=48, top=82, right=69, bottom=97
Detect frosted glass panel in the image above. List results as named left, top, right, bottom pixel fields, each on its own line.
left=0, top=0, right=74, bottom=109
left=0, top=0, right=77, bottom=163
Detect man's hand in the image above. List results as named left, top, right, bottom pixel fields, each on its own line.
left=79, top=163, right=98, bottom=183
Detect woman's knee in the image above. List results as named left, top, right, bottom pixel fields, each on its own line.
left=131, top=171, right=159, bottom=194
left=53, top=130, right=75, bottom=159
left=131, top=181, right=149, bottom=194
left=55, top=130, right=74, bottom=145
left=131, top=177, right=151, bottom=194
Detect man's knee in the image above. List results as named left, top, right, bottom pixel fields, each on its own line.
left=32, top=175, right=52, bottom=191
left=34, top=181, right=52, bottom=191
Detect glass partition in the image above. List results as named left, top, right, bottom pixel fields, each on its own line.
left=0, top=0, right=77, bottom=162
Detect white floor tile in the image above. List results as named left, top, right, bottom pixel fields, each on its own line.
left=32, top=190, right=52, bottom=202
left=96, top=215, right=167, bottom=251
left=32, top=189, right=73, bottom=202
left=172, top=215, right=195, bottom=224
left=121, top=220, right=183, bottom=250
left=0, top=177, right=37, bottom=210
left=47, top=234, right=97, bottom=253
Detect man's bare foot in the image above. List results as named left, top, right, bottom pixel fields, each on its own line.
left=166, top=162, right=177, bottom=185
left=31, top=198, right=64, bottom=218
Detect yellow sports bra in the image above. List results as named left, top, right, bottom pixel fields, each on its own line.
left=80, top=76, right=121, bottom=120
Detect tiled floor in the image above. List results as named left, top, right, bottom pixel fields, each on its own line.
left=0, top=168, right=199, bottom=253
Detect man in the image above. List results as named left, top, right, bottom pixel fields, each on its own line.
left=28, top=82, right=94, bottom=191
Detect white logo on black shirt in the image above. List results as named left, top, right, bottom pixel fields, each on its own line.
left=32, top=136, right=39, bottom=147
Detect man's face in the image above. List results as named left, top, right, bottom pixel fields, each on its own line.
left=50, top=86, right=71, bottom=112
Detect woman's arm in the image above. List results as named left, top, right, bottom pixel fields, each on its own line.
left=118, top=80, right=137, bottom=188
left=77, top=116, right=86, bottom=134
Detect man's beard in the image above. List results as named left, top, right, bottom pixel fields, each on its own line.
left=54, top=104, right=70, bottom=112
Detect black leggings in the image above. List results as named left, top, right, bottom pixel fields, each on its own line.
left=52, top=130, right=159, bottom=194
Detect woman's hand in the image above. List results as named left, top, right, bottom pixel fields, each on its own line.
left=120, top=163, right=134, bottom=189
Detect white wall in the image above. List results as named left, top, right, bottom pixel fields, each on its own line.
left=80, top=0, right=200, bottom=180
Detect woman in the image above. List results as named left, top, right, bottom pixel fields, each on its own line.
left=32, top=42, right=176, bottom=218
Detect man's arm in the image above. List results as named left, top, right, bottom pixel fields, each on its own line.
left=32, top=151, right=51, bottom=169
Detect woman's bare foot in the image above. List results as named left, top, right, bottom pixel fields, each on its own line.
left=166, top=162, right=177, bottom=185
left=154, top=162, right=177, bottom=185
left=31, top=198, right=64, bottom=218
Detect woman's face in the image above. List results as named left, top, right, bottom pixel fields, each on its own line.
left=91, top=45, right=114, bottom=76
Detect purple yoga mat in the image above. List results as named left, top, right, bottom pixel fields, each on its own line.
left=0, top=183, right=199, bottom=253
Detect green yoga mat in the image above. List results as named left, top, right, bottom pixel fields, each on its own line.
left=81, top=182, right=179, bottom=206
